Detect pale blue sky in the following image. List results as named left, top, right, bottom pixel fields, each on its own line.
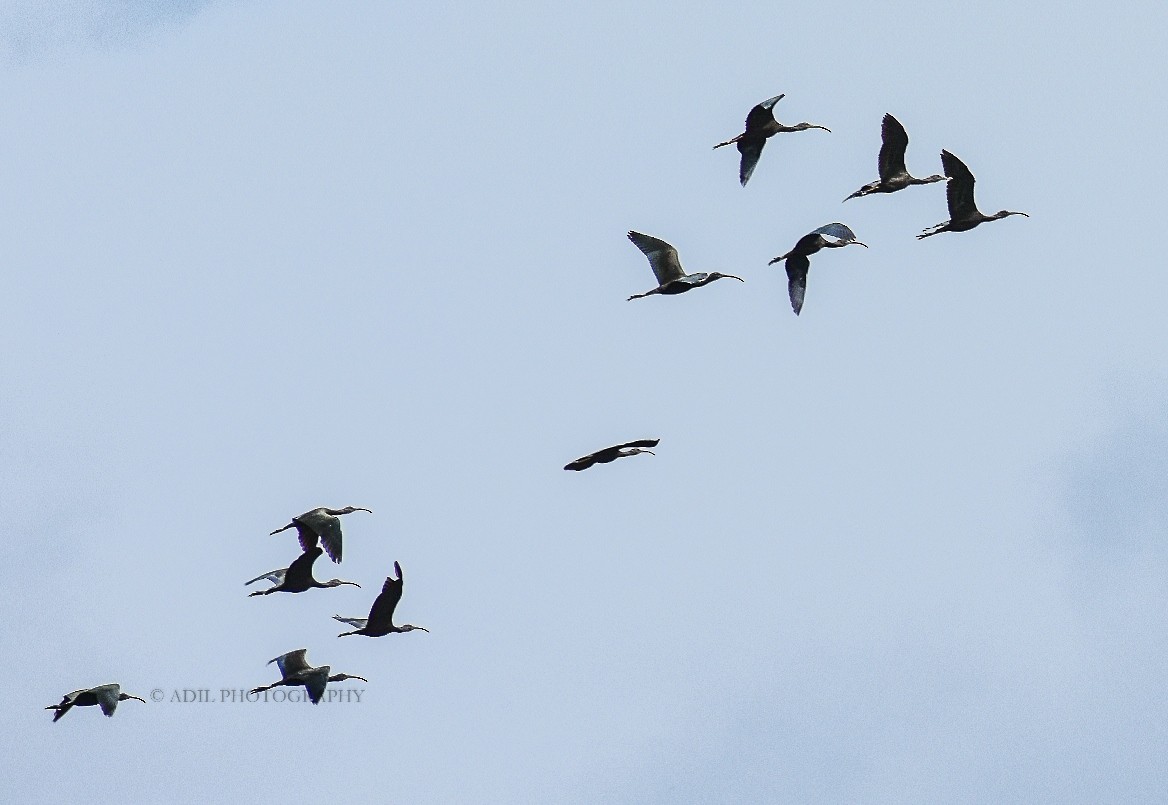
left=4, top=2, right=1168, bottom=803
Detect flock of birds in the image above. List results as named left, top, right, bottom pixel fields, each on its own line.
left=630, top=95, right=1027, bottom=315
left=47, top=92, right=1026, bottom=721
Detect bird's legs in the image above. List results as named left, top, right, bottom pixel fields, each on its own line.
left=269, top=522, right=295, bottom=536
left=627, top=287, right=663, bottom=301
left=917, top=223, right=948, bottom=239
left=712, top=134, right=743, bottom=149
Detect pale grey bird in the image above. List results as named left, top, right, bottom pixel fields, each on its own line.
left=917, top=150, right=1029, bottom=238
left=45, top=683, right=145, bottom=722
left=248, top=649, right=368, bottom=704
left=335, top=562, right=429, bottom=637
left=626, top=231, right=743, bottom=301
left=246, top=545, right=361, bottom=596
left=844, top=114, right=946, bottom=201
left=714, top=94, right=830, bottom=186
left=768, top=223, right=868, bottom=315
left=269, top=506, right=371, bottom=563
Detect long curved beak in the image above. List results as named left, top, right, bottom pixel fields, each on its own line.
left=352, top=675, right=369, bottom=683
left=727, top=274, right=745, bottom=282
left=643, top=450, right=656, bottom=456
left=356, top=508, right=373, bottom=514
left=416, top=627, right=430, bottom=633
left=852, top=241, right=869, bottom=248
left=127, top=695, right=146, bottom=703
left=815, top=125, right=831, bottom=132
left=1016, top=212, right=1030, bottom=217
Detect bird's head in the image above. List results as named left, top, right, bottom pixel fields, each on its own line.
left=329, top=673, right=369, bottom=683
left=325, top=579, right=361, bottom=588
left=922, top=174, right=946, bottom=184
left=795, top=122, right=830, bottom=133
left=339, top=506, right=372, bottom=515
left=120, top=693, right=146, bottom=704
left=710, top=272, right=745, bottom=283
left=993, top=210, right=1029, bottom=220
left=400, top=624, right=430, bottom=633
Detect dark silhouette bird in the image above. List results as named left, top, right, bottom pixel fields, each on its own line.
left=45, top=684, right=145, bottom=722
left=564, top=439, right=659, bottom=471
left=249, top=649, right=367, bottom=704
left=335, top=562, right=428, bottom=637
left=714, top=94, right=830, bottom=186
left=626, top=231, right=743, bottom=300
left=918, top=150, right=1029, bottom=238
left=269, top=506, right=371, bottom=564
left=246, top=545, right=361, bottom=596
left=844, top=114, right=946, bottom=201
left=768, top=223, right=867, bottom=315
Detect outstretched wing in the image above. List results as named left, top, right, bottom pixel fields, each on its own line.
left=878, top=113, right=909, bottom=180
left=737, top=138, right=766, bottom=186
left=744, top=94, right=783, bottom=132
left=91, top=684, right=122, bottom=717
left=245, top=568, right=287, bottom=586
left=367, top=571, right=404, bottom=628
left=303, top=667, right=329, bottom=704
left=613, top=438, right=659, bottom=450
left=283, top=546, right=323, bottom=587
left=785, top=254, right=810, bottom=316
left=811, top=222, right=859, bottom=244
left=296, top=510, right=344, bottom=563
left=270, top=648, right=311, bottom=678
left=333, top=615, right=369, bottom=628
left=941, top=150, right=978, bottom=220
left=627, top=231, right=685, bottom=285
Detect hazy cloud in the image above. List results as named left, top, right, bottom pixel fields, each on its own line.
left=0, top=0, right=215, bottom=60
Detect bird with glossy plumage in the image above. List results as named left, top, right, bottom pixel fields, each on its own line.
left=844, top=114, right=946, bottom=201
left=246, top=545, right=361, bottom=596
left=335, top=562, right=428, bottom=638
left=564, top=439, right=659, bottom=471
left=45, top=684, right=145, bottom=722
left=768, top=223, right=867, bottom=315
left=918, top=150, right=1028, bottom=238
left=269, top=506, right=371, bottom=564
left=249, top=649, right=367, bottom=704
left=626, top=231, right=743, bottom=301
left=714, top=94, right=830, bottom=186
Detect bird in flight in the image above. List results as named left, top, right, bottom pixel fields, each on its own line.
left=918, top=150, right=1028, bottom=238
left=45, top=684, right=145, bottom=722
left=769, top=223, right=867, bottom=315
left=269, top=506, right=371, bottom=563
left=246, top=545, right=361, bottom=596
left=249, top=649, right=367, bottom=704
left=714, top=94, right=830, bottom=186
left=564, top=439, right=659, bottom=471
left=626, top=232, right=743, bottom=301
left=335, top=562, right=429, bottom=637
left=844, top=114, right=946, bottom=201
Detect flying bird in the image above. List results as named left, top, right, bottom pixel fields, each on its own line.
left=626, top=231, right=743, bottom=300
left=844, top=114, right=946, bottom=201
left=45, top=684, right=145, bottom=722
left=246, top=545, right=361, bottom=596
left=249, top=649, right=367, bottom=704
left=918, top=150, right=1029, bottom=238
left=564, top=439, right=659, bottom=471
left=269, top=506, right=371, bottom=564
left=335, top=561, right=428, bottom=637
left=714, top=94, right=830, bottom=186
left=768, top=223, right=867, bottom=315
